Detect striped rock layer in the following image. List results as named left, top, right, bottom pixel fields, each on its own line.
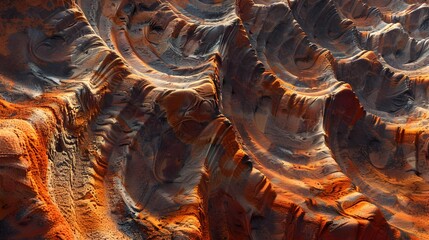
left=0, top=0, right=429, bottom=239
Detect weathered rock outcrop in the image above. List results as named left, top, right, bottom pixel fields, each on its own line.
left=0, top=0, right=428, bottom=239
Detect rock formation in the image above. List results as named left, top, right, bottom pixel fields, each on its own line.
left=0, top=0, right=428, bottom=239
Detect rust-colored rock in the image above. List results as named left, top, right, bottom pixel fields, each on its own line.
left=0, top=0, right=428, bottom=239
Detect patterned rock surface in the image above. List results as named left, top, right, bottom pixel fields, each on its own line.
left=0, top=0, right=428, bottom=239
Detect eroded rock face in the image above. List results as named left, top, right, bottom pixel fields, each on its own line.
left=0, top=0, right=428, bottom=239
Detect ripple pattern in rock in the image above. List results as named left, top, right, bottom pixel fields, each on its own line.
left=0, top=0, right=429, bottom=239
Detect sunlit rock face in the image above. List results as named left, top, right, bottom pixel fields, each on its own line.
left=1, top=0, right=429, bottom=239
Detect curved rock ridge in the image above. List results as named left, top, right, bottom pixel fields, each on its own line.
left=0, top=0, right=429, bottom=239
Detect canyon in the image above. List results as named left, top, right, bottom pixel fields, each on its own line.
left=0, top=0, right=429, bottom=239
